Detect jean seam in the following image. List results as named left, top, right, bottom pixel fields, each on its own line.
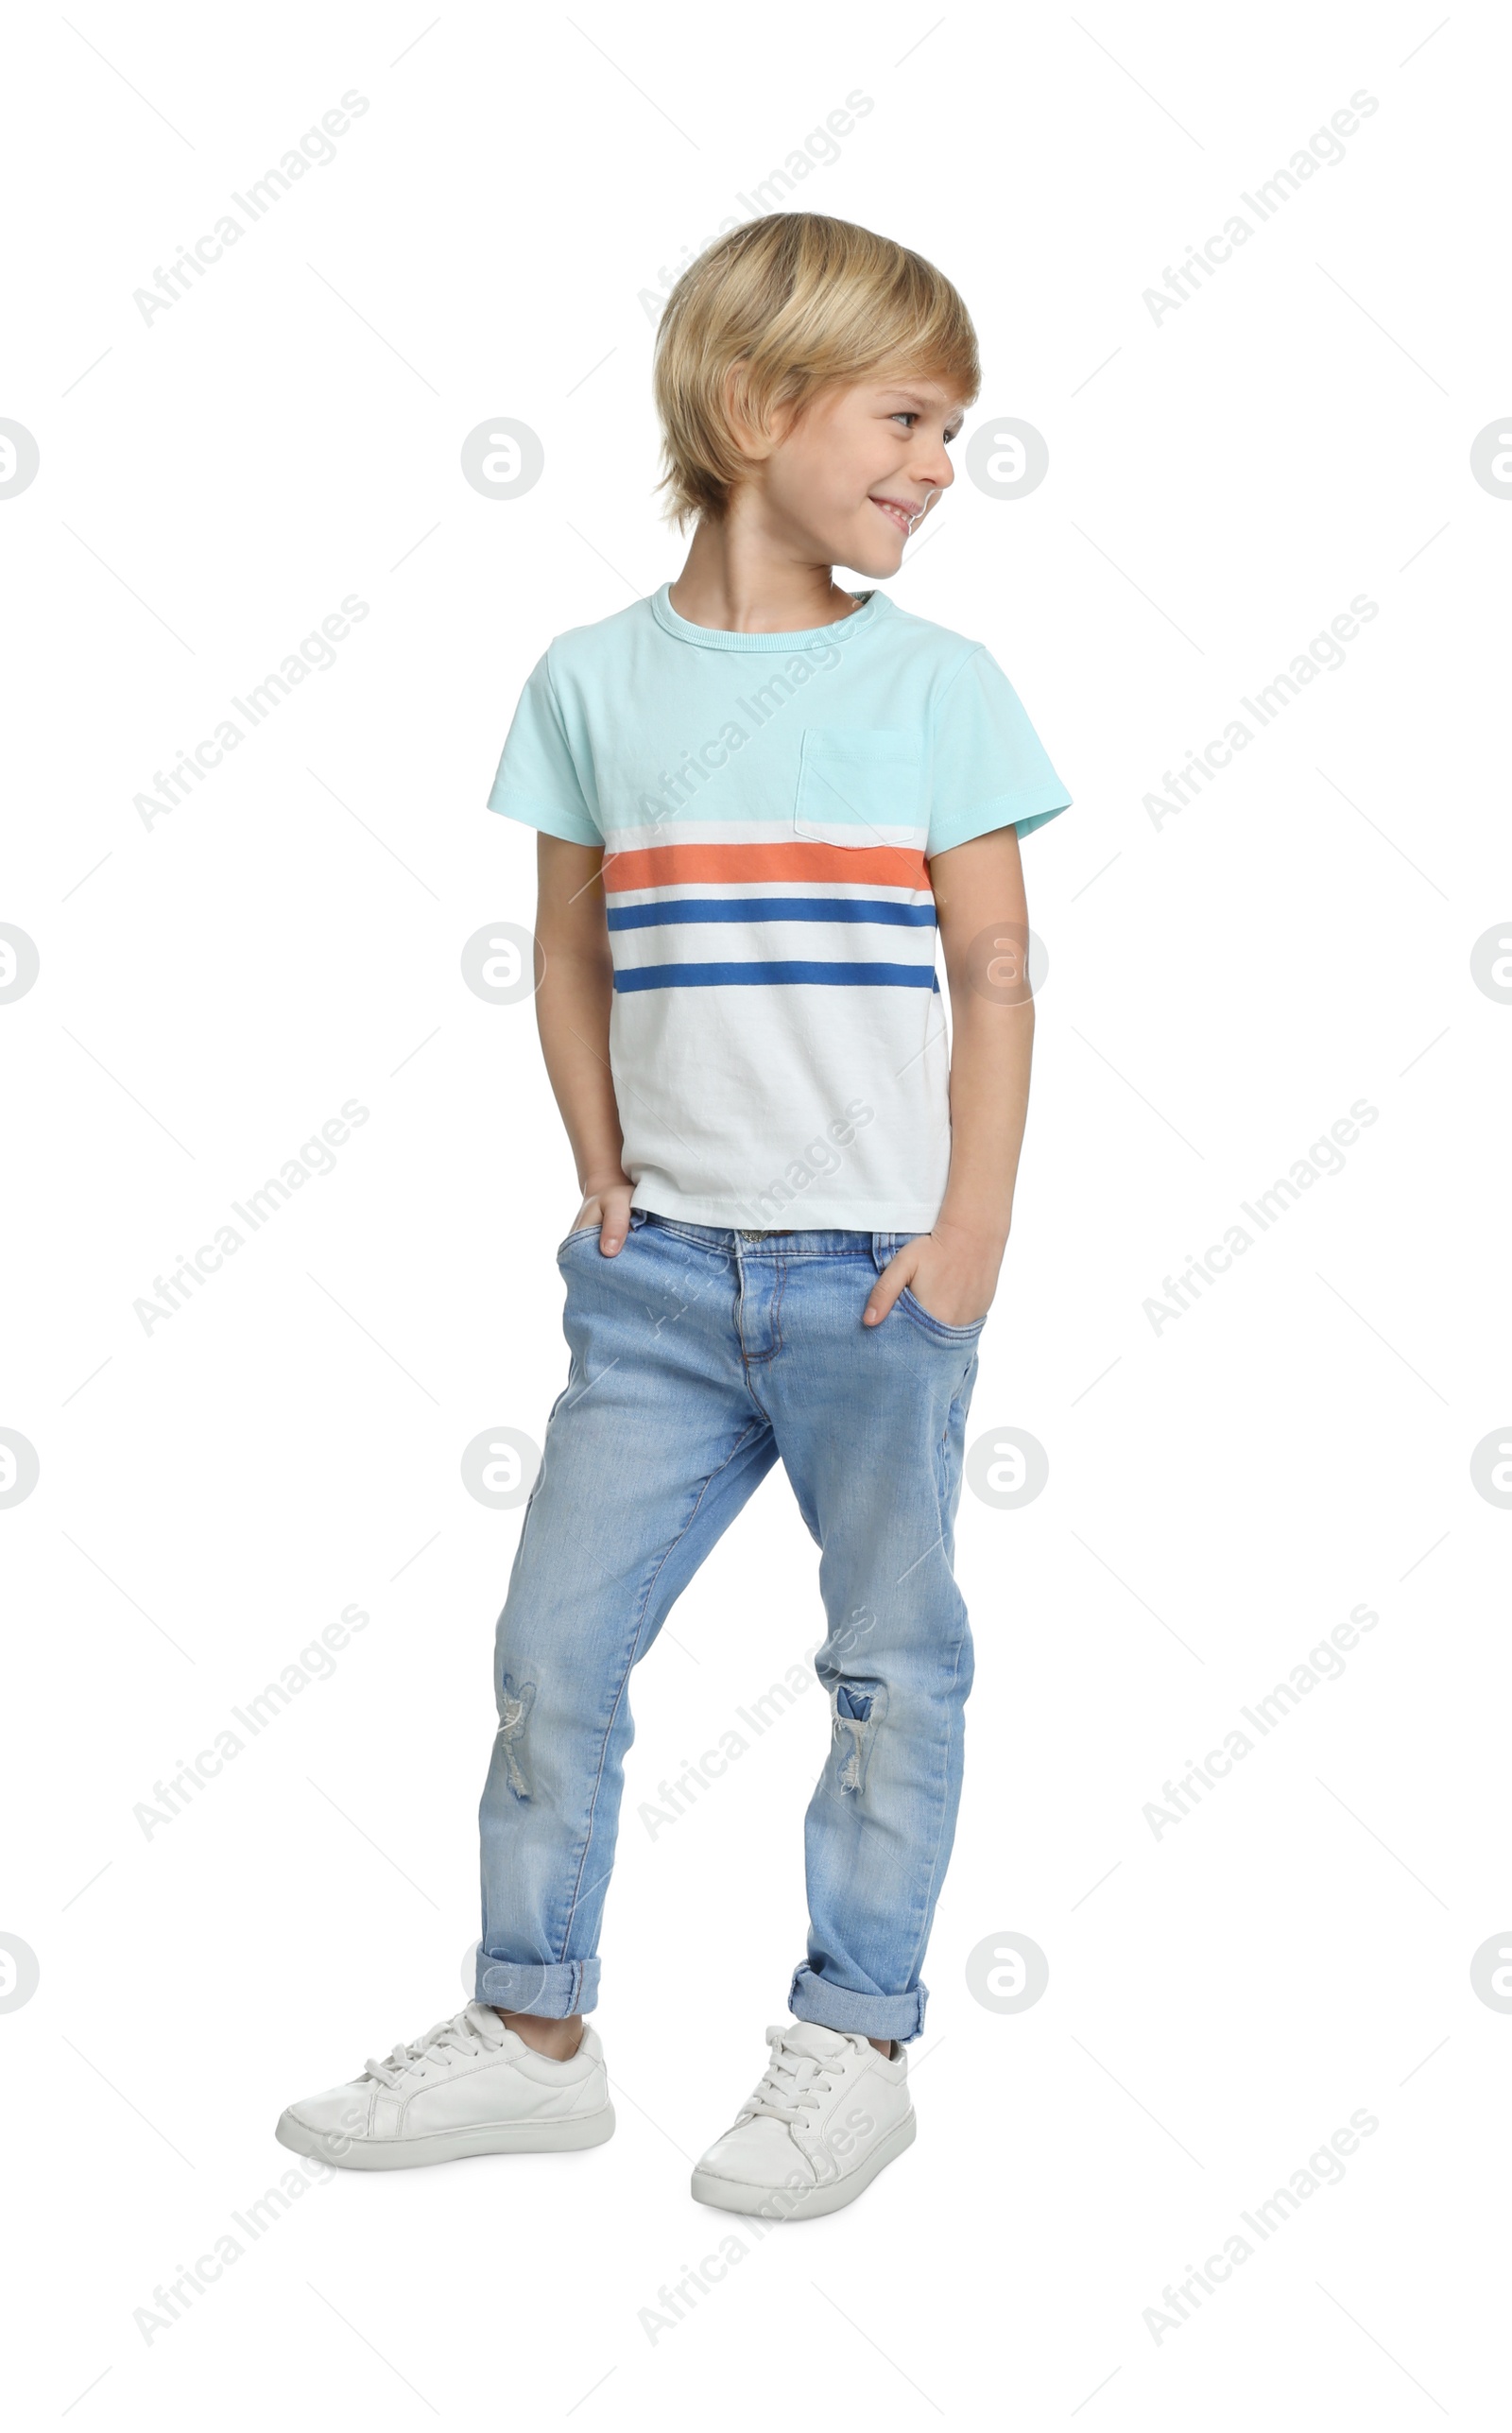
left=894, top=1362, right=977, bottom=1985
left=902, top=1424, right=974, bottom=1988
left=558, top=1412, right=772, bottom=1955
left=510, top=1377, right=574, bottom=1561
left=901, top=1637, right=969, bottom=1990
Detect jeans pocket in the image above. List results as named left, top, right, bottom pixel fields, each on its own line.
left=899, top=1285, right=988, bottom=1341
left=870, top=1235, right=989, bottom=1340
left=557, top=1222, right=602, bottom=1259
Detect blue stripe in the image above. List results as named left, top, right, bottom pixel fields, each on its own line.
left=615, top=960, right=940, bottom=992
left=607, top=895, right=936, bottom=932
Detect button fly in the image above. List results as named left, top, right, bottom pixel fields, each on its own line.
left=735, top=1238, right=784, bottom=1361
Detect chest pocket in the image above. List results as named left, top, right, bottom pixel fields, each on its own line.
left=793, top=727, right=926, bottom=850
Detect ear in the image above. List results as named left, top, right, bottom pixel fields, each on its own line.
left=722, top=358, right=782, bottom=466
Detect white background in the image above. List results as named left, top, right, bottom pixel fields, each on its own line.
left=4, top=0, right=1508, bottom=2422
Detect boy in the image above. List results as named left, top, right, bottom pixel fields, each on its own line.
left=277, top=212, right=1071, bottom=2218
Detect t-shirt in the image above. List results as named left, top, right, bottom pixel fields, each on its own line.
left=488, top=580, right=1072, bottom=1230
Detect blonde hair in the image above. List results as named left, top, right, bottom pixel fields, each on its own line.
left=652, top=213, right=980, bottom=529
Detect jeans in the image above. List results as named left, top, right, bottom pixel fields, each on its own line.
left=475, top=1208, right=985, bottom=2044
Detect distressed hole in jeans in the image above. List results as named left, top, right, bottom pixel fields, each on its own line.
left=496, top=1674, right=537, bottom=1798
left=833, top=1681, right=883, bottom=1794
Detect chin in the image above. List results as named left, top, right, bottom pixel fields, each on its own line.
left=833, top=537, right=903, bottom=580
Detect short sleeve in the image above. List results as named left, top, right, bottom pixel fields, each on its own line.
left=926, top=647, right=1072, bottom=856
left=487, top=652, right=602, bottom=847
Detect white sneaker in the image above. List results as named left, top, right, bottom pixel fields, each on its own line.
left=275, top=2000, right=614, bottom=2170
left=691, top=2022, right=915, bottom=2220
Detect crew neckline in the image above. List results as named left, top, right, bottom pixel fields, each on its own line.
left=649, top=581, right=887, bottom=653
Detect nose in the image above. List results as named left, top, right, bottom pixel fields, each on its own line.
left=910, top=440, right=954, bottom=499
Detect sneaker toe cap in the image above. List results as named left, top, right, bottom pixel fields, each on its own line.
left=285, top=2082, right=369, bottom=2139
left=697, top=2117, right=811, bottom=2190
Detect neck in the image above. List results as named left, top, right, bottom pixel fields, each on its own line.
left=668, top=499, right=863, bottom=634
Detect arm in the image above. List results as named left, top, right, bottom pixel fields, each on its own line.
left=864, top=823, right=1035, bottom=1328
left=534, top=833, right=636, bottom=1253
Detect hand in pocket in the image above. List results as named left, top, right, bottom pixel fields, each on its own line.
left=565, top=1178, right=636, bottom=1256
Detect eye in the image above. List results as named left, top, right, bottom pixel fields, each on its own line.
left=891, top=410, right=919, bottom=429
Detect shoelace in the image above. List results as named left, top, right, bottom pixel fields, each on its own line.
left=740, top=2031, right=845, bottom=2127
left=363, top=2007, right=504, bottom=2091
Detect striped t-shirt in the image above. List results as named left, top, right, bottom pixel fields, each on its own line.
left=488, top=581, right=1071, bottom=1230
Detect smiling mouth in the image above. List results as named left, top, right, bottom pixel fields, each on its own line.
left=869, top=495, right=922, bottom=535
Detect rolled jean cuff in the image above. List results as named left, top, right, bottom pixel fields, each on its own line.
left=788, top=1965, right=927, bottom=2044
left=475, top=1955, right=599, bottom=2016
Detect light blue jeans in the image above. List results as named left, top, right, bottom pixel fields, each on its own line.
left=475, top=1209, right=984, bottom=2043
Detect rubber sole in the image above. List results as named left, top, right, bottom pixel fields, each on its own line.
left=274, top=2100, right=615, bottom=2170
left=690, top=2108, right=916, bottom=2219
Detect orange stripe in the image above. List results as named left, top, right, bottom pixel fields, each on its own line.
left=601, top=841, right=930, bottom=893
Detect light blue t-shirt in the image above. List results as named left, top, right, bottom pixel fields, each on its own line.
left=490, top=582, right=1071, bottom=1229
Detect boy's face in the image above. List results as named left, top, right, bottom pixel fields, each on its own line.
left=753, top=371, right=968, bottom=577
